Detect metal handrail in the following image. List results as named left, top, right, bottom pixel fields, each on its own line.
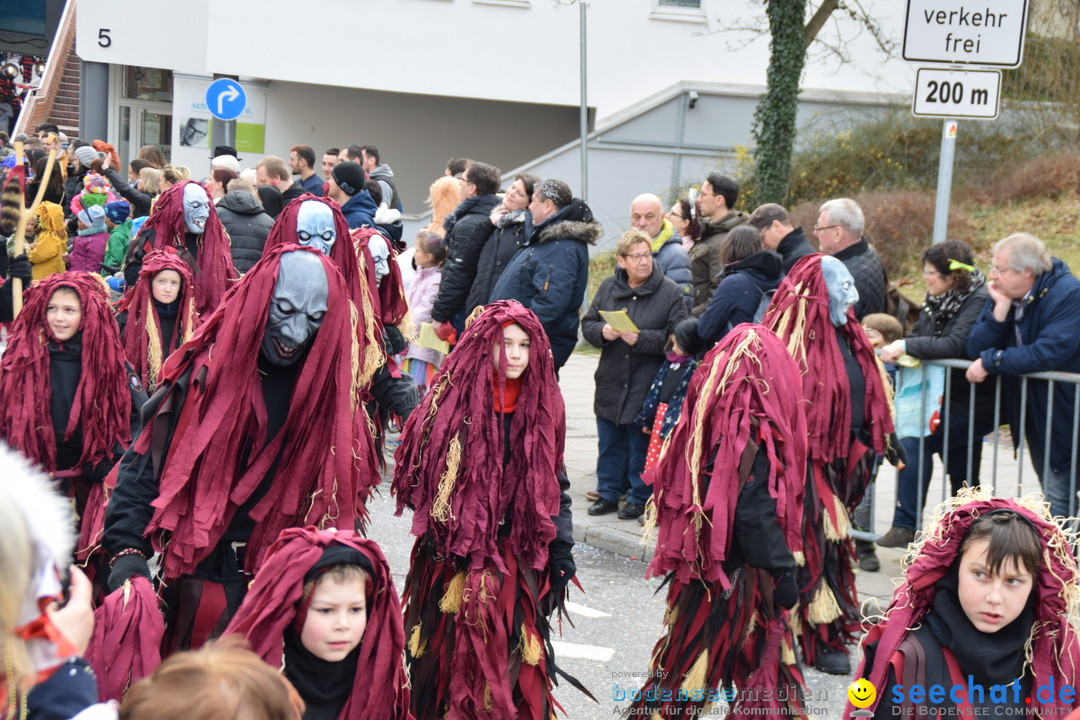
left=14, top=0, right=77, bottom=137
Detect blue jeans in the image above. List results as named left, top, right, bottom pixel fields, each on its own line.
left=596, top=418, right=651, bottom=505
left=893, top=408, right=992, bottom=531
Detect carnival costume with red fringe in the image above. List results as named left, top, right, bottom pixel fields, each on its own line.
left=392, top=301, right=578, bottom=720
left=0, top=272, right=132, bottom=515
left=100, top=245, right=379, bottom=650
left=225, top=527, right=413, bottom=720
left=845, top=489, right=1080, bottom=719
left=263, top=194, right=385, bottom=387
left=126, top=180, right=237, bottom=314
left=114, top=249, right=199, bottom=393
left=633, top=324, right=808, bottom=717
left=761, top=254, right=893, bottom=665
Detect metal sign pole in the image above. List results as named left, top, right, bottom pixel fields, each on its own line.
left=932, top=118, right=957, bottom=244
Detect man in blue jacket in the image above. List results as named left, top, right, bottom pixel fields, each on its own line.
left=328, top=161, right=377, bottom=229
left=966, top=233, right=1080, bottom=519
left=490, top=179, right=600, bottom=371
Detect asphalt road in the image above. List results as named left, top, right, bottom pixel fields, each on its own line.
left=366, top=474, right=854, bottom=719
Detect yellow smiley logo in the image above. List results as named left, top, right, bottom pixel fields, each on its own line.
left=848, top=678, right=876, bottom=709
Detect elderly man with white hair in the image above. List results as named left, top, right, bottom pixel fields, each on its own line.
left=966, top=233, right=1080, bottom=519
left=814, top=198, right=887, bottom=320
left=629, top=193, right=693, bottom=309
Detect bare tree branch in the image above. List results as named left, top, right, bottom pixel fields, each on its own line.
left=805, top=0, right=841, bottom=48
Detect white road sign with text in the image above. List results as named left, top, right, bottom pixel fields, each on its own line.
left=903, top=0, right=1029, bottom=67
left=912, top=68, right=1001, bottom=119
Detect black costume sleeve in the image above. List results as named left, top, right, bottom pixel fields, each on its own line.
left=733, top=444, right=796, bottom=571
left=551, top=463, right=574, bottom=548
left=102, top=367, right=191, bottom=559
left=123, top=226, right=155, bottom=289
left=369, top=363, right=419, bottom=420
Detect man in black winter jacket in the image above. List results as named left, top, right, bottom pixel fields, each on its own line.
left=814, top=198, right=886, bottom=321
left=430, top=161, right=500, bottom=337
left=489, top=179, right=600, bottom=370
left=748, top=203, right=816, bottom=274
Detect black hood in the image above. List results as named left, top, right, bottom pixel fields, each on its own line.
left=219, top=189, right=268, bottom=216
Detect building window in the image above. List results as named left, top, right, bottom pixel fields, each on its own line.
left=651, top=0, right=705, bottom=23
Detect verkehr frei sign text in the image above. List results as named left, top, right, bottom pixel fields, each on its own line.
left=903, top=0, right=1029, bottom=68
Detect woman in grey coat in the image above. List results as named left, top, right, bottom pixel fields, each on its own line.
left=581, top=229, right=689, bottom=520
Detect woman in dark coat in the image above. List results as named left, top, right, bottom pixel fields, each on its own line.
left=697, top=224, right=783, bottom=345
left=876, top=240, right=994, bottom=548
left=581, top=229, right=689, bottom=520
left=217, top=181, right=274, bottom=274
left=465, top=172, right=537, bottom=312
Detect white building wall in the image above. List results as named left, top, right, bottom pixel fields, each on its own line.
left=77, top=0, right=915, bottom=122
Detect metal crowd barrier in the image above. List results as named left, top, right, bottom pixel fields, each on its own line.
left=853, top=358, right=1080, bottom=539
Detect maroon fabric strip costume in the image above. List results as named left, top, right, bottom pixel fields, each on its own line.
left=225, top=527, right=413, bottom=720
left=133, top=180, right=237, bottom=314
left=114, top=249, right=199, bottom=393
left=634, top=324, right=807, bottom=717
left=125, top=244, right=378, bottom=579
left=761, top=253, right=895, bottom=663
left=0, top=272, right=130, bottom=473
left=392, top=301, right=563, bottom=572
left=392, top=301, right=567, bottom=720
left=85, top=576, right=164, bottom=702
left=846, top=493, right=1080, bottom=718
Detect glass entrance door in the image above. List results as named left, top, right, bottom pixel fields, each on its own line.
left=117, top=105, right=173, bottom=167
left=114, top=66, right=173, bottom=167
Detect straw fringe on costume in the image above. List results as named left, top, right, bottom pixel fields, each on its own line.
left=761, top=254, right=894, bottom=664
left=633, top=325, right=808, bottom=718
left=392, top=301, right=572, bottom=720
left=846, top=488, right=1080, bottom=718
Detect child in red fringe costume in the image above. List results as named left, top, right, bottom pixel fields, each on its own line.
left=761, top=254, right=894, bottom=676
left=632, top=323, right=807, bottom=717
left=225, top=527, right=413, bottom=720
left=100, top=245, right=380, bottom=652
left=392, top=301, right=579, bottom=720
left=122, top=181, right=238, bottom=314
left=115, top=249, right=200, bottom=394
left=0, top=272, right=143, bottom=524
left=845, top=488, right=1080, bottom=718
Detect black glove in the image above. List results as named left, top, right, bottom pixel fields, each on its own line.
left=885, top=432, right=908, bottom=468
left=383, top=325, right=407, bottom=357
left=107, top=553, right=151, bottom=593
left=771, top=567, right=798, bottom=610
left=548, top=542, right=577, bottom=594
left=8, top=254, right=30, bottom=283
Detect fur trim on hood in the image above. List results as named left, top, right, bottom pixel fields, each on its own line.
left=537, top=219, right=601, bottom=246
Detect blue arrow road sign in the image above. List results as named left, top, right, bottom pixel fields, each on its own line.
left=205, top=78, right=247, bottom=121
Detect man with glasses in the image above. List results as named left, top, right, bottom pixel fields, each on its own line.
left=430, top=161, right=501, bottom=338
left=689, top=174, right=748, bottom=316
left=814, top=198, right=886, bottom=320
left=966, top=233, right=1080, bottom=519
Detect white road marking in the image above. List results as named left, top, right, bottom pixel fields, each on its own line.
left=564, top=601, right=611, bottom=618
left=551, top=640, right=616, bottom=662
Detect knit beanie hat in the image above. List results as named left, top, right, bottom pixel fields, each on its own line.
left=332, top=161, right=366, bottom=196
left=77, top=205, right=106, bottom=227
left=105, top=200, right=131, bottom=224
left=73, top=145, right=100, bottom=168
